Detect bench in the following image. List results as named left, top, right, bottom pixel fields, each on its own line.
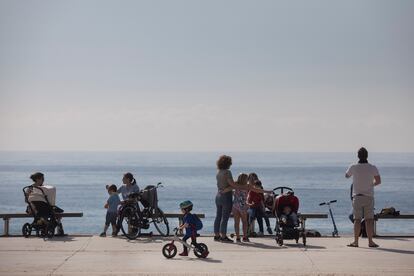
left=373, top=213, right=414, bottom=236
left=0, top=213, right=83, bottom=236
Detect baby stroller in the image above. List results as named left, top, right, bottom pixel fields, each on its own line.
left=22, top=185, right=63, bottom=238
left=272, top=187, right=306, bottom=246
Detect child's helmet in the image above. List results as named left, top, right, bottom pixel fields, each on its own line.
left=179, top=200, right=193, bottom=209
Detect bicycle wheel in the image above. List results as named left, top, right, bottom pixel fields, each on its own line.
left=194, top=243, right=209, bottom=258
left=162, top=243, right=177, bottom=259
left=120, top=206, right=141, bottom=240
left=153, top=208, right=169, bottom=237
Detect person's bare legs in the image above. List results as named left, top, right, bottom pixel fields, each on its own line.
left=351, top=219, right=361, bottom=246
left=241, top=211, right=248, bottom=239
left=365, top=219, right=379, bottom=247
left=234, top=210, right=241, bottom=240
left=111, top=223, right=117, bottom=236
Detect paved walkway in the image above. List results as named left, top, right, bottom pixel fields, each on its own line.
left=0, top=235, right=413, bottom=275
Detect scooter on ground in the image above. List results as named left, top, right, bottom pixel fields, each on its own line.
left=319, top=200, right=339, bottom=237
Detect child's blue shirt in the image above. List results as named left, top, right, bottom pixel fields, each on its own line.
left=183, top=213, right=198, bottom=236
left=107, top=193, right=121, bottom=213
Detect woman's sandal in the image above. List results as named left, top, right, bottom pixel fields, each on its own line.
left=347, top=242, right=358, bottom=247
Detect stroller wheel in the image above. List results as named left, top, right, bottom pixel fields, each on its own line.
left=40, top=225, right=48, bottom=237
left=276, top=234, right=283, bottom=246
left=302, top=232, right=307, bottom=246
left=162, top=243, right=177, bottom=259
left=46, top=224, right=55, bottom=238
left=22, top=223, right=32, bottom=238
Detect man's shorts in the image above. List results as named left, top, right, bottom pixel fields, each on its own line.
left=352, top=195, right=374, bottom=220
left=105, top=212, right=118, bottom=226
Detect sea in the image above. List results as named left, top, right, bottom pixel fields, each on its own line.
left=0, top=151, right=413, bottom=236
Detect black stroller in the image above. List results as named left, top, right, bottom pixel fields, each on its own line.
left=22, top=185, right=64, bottom=238
left=272, top=187, right=306, bottom=246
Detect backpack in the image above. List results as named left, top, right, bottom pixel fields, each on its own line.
left=193, top=214, right=203, bottom=231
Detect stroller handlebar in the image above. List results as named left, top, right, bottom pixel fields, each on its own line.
left=272, top=186, right=294, bottom=195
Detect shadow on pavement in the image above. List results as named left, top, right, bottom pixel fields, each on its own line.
left=374, top=247, right=414, bottom=255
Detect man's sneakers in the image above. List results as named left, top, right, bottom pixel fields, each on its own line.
left=99, top=232, right=106, bottom=237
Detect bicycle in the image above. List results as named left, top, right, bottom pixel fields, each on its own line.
left=119, top=182, right=169, bottom=239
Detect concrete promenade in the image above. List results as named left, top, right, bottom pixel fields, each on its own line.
left=0, top=235, right=413, bottom=276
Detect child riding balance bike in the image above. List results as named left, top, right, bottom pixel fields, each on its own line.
left=162, top=200, right=209, bottom=259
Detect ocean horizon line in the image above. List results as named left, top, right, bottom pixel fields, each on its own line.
left=1, top=150, right=414, bottom=154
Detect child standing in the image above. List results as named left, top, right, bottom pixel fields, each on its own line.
left=232, top=174, right=250, bottom=242
left=247, top=180, right=266, bottom=236
left=178, top=200, right=203, bottom=256
left=100, top=184, right=121, bottom=237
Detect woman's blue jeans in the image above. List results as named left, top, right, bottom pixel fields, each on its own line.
left=214, top=192, right=233, bottom=235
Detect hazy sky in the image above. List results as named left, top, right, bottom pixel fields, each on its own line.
left=0, top=1, right=413, bottom=152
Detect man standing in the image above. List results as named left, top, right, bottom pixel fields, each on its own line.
left=346, top=147, right=381, bottom=248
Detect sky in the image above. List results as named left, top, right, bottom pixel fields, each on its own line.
left=0, top=0, right=413, bottom=152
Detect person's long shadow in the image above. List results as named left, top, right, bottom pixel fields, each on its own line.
left=234, top=240, right=326, bottom=250
left=377, top=237, right=412, bottom=242
left=46, top=234, right=93, bottom=242
left=236, top=241, right=279, bottom=250
left=373, top=247, right=414, bottom=255
left=287, top=243, right=326, bottom=250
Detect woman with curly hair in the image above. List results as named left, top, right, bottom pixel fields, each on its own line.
left=214, top=155, right=236, bottom=242
left=214, top=155, right=269, bottom=242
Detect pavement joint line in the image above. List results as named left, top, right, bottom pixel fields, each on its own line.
left=301, top=247, right=321, bottom=274
left=47, top=236, right=93, bottom=276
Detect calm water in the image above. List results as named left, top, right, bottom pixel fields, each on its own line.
left=0, top=151, right=413, bottom=236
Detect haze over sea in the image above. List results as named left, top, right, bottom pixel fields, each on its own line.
left=1, top=151, right=413, bottom=236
